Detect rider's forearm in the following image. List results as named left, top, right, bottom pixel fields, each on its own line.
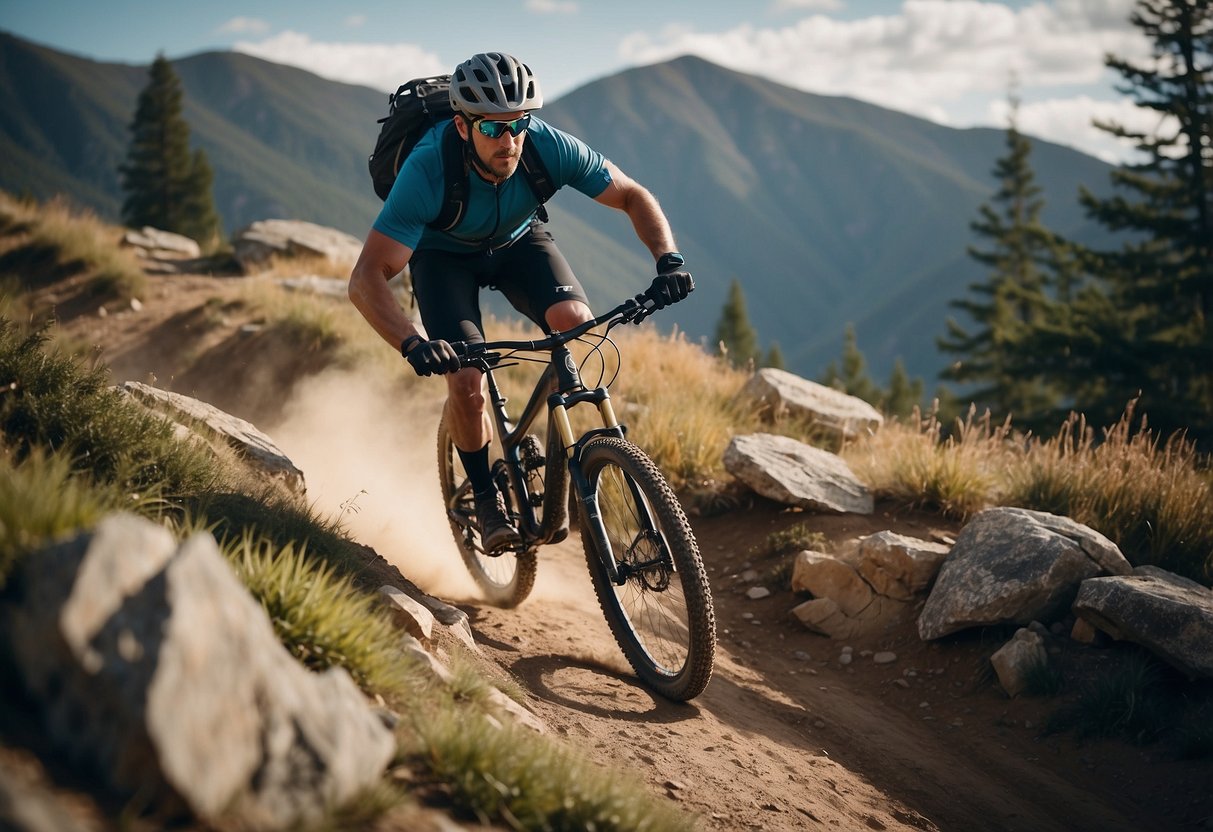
left=348, top=263, right=421, bottom=351
left=620, top=186, right=678, bottom=261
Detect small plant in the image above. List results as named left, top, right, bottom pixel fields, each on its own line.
left=1022, top=656, right=1065, bottom=697
left=755, top=521, right=828, bottom=558
left=1046, top=651, right=1171, bottom=744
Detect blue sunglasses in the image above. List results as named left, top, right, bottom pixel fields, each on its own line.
left=474, top=114, right=532, bottom=139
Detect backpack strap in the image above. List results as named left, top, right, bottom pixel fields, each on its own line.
left=431, top=122, right=559, bottom=231
left=432, top=122, right=468, bottom=232
left=519, top=142, right=557, bottom=224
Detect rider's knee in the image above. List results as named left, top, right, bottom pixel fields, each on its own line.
left=545, top=299, right=593, bottom=332
left=447, top=368, right=486, bottom=410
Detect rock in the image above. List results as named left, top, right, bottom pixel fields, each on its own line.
left=791, top=551, right=874, bottom=617
left=740, top=368, right=884, bottom=439
left=873, top=651, right=897, bottom=664
left=990, top=628, right=1049, bottom=698
left=790, top=595, right=911, bottom=640
left=917, top=507, right=1132, bottom=640
left=380, top=585, right=435, bottom=641
left=119, top=381, right=306, bottom=497
left=1073, top=570, right=1213, bottom=679
left=724, top=433, right=873, bottom=515
left=1069, top=617, right=1107, bottom=646
left=855, top=531, right=951, bottom=600
left=122, top=226, right=202, bottom=258
left=232, top=219, right=363, bottom=272
left=1, top=514, right=396, bottom=830
left=746, top=586, right=772, bottom=600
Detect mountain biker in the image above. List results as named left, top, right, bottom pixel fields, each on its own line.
left=349, top=51, right=693, bottom=555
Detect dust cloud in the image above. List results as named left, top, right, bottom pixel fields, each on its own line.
left=265, top=365, right=597, bottom=609
left=267, top=367, right=480, bottom=600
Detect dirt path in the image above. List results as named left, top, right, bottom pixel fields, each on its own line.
left=43, top=267, right=1212, bottom=832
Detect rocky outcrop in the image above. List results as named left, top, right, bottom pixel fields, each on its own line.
left=122, top=226, right=202, bottom=258
left=917, top=507, right=1133, bottom=640
left=1073, top=567, right=1213, bottom=679
left=740, top=368, right=883, bottom=439
left=232, top=219, right=363, bottom=272
left=119, top=381, right=305, bottom=497
left=1, top=514, right=397, bottom=830
left=724, top=433, right=873, bottom=515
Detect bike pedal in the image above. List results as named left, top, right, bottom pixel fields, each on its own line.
left=547, top=527, right=569, bottom=545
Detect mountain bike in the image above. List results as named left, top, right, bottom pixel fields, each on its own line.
left=436, top=293, right=716, bottom=701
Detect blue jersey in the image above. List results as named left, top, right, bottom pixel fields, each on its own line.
left=373, top=116, right=612, bottom=253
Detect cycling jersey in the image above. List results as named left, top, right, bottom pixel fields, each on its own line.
left=373, top=116, right=612, bottom=254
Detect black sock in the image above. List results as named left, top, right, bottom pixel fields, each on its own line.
left=457, top=443, right=494, bottom=497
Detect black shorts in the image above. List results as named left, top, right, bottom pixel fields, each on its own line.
left=410, top=226, right=589, bottom=344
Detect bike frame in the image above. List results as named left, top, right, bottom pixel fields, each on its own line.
left=456, top=298, right=661, bottom=584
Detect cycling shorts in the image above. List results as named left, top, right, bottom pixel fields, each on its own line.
left=409, top=225, right=589, bottom=344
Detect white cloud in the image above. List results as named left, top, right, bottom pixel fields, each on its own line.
left=525, top=0, right=579, bottom=13
left=1006, top=95, right=1176, bottom=164
left=233, top=31, right=446, bottom=92
left=618, top=0, right=1153, bottom=160
left=770, top=0, right=843, bottom=12
left=217, top=17, right=271, bottom=35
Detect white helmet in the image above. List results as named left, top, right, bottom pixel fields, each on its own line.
left=450, top=52, right=543, bottom=115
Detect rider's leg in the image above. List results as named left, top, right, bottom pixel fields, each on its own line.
left=544, top=299, right=594, bottom=330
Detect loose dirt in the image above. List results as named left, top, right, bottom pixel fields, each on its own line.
left=31, top=264, right=1213, bottom=832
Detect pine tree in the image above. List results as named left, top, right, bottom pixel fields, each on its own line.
left=937, top=92, right=1068, bottom=423
left=764, top=342, right=785, bottom=370
left=119, top=53, right=221, bottom=246
left=883, top=359, right=925, bottom=420
left=714, top=279, right=760, bottom=368
left=822, top=324, right=880, bottom=405
left=1027, top=0, right=1212, bottom=442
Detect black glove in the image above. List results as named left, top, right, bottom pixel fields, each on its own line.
left=647, top=252, right=694, bottom=310
left=403, top=337, right=461, bottom=377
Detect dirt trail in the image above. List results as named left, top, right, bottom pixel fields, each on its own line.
left=44, top=268, right=1212, bottom=832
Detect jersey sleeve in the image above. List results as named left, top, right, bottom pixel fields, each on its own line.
left=372, top=126, right=446, bottom=250
left=532, top=118, right=612, bottom=198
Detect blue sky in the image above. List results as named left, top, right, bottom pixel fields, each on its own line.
left=2, top=1, right=1153, bottom=162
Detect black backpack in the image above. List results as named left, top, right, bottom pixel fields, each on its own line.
left=368, top=75, right=557, bottom=230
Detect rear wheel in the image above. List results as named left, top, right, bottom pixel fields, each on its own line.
left=437, top=413, right=536, bottom=608
left=576, top=437, right=715, bottom=701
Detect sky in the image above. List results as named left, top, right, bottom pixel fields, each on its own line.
left=1, top=0, right=1159, bottom=163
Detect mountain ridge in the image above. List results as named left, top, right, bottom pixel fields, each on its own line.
left=0, top=32, right=1116, bottom=383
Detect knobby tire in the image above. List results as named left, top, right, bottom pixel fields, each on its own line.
left=436, top=413, right=536, bottom=608
left=577, top=437, right=715, bottom=701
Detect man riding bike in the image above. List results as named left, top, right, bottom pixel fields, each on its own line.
left=349, top=51, right=693, bottom=555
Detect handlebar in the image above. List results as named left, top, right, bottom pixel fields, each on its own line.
left=451, top=293, right=659, bottom=369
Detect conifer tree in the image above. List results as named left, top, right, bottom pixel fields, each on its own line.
left=937, top=93, right=1067, bottom=423
left=764, top=342, right=785, bottom=370
left=714, top=279, right=760, bottom=368
left=822, top=324, right=880, bottom=405
left=1030, top=0, right=1212, bottom=441
left=119, top=53, right=221, bottom=246
left=883, top=359, right=925, bottom=420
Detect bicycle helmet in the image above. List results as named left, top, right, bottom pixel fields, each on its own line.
left=450, top=52, right=543, bottom=115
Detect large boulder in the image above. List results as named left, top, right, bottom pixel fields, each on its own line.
left=740, top=368, right=883, bottom=439
left=1073, top=567, right=1213, bottom=679
left=724, top=433, right=873, bottom=515
left=1, top=514, right=396, bottom=830
left=232, top=219, right=363, bottom=272
left=918, top=507, right=1132, bottom=640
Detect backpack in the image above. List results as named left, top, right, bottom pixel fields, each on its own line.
left=368, top=75, right=557, bottom=230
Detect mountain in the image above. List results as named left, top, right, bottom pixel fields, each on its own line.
left=0, top=33, right=1116, bottom=384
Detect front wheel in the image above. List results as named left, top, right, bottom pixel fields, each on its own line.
left=576, top=437, right=716, bottom=701
left=437, top=412, right=536, bottom=608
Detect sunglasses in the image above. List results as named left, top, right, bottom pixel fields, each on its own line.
left=473, top=114, right=532, bottom=139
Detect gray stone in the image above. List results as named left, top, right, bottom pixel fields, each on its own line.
left=122, top=226, right=202, bottom=258
left=918, top=507, right=1132, bottom=640
left=2, top=514, right=396, bottom=830
left=856, top=531, right=951, bottom=600
left=724, top=433, right=873, bottom=515
left=232, top=219, right=363, bottom=271
left=990, top=628, right=1048, bottom=698
left=740, top=368, right=884, bottom=439
left=119, top=381, right=305, bottom=497
left=1074, top=571, right=1213, bottom=679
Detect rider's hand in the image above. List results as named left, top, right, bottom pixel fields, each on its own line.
left=646, top=252, right=694, bottom=310
left=404, top=337, right=461, bottom=376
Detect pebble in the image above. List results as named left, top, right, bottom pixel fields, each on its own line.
left=794, top=650, right=813, bottom=662
left=839, top=653, right=853, bottom=666
left=746, top=586, right=771, bottom=600
left=892, top=678, right=910, bottom=689
left=873, top=651, right=897, bottom=665
left=741, top=569, right=760, bottom=582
